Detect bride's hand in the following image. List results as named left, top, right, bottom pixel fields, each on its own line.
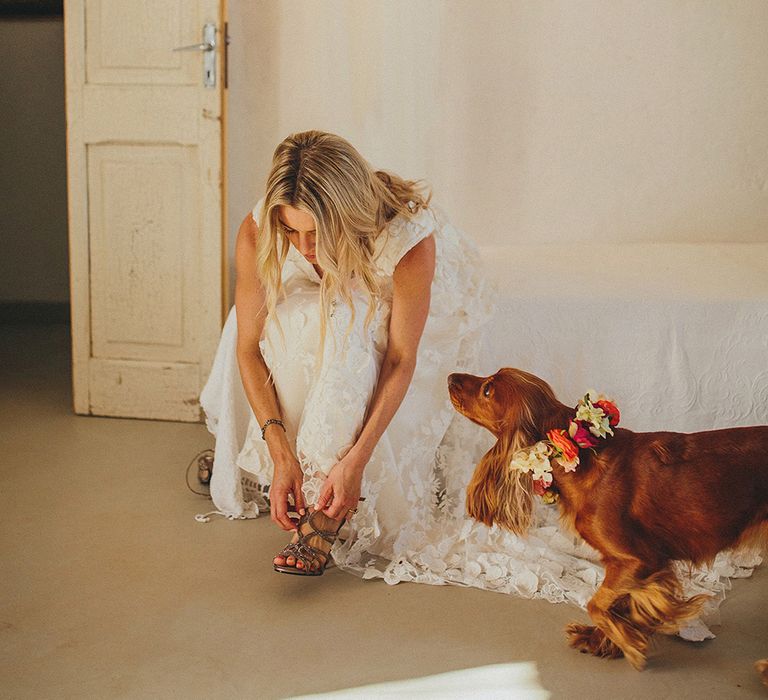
left=269, top=450, right=306, bottom=531
left=315, top=452, right=366, bottom=521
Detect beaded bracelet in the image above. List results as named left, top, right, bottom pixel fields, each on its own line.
left=261, top=418, right=286, bottom=441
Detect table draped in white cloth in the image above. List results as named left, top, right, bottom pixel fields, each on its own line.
left=199, top=200, right=762, bottom=641
left=478, top=243, right=768, bottom=434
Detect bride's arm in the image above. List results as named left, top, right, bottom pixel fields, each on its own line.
left=315, top=234, right=436, bottom=519
left=234, top=213, right=306, bottom=530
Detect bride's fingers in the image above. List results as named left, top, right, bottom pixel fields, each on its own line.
left=293, top=482, right=306, bottom=516
left=314, top=481, right=333, bottom=512
left=323, top=498, right=352, bottom=521
left=274, top=495, right=297, bottom=531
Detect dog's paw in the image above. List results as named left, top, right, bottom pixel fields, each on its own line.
left=565, top=622, right=595, bottom=653
left=565, top=623, right=624, bottom=660
left=756, top=659, right=768, bottom=688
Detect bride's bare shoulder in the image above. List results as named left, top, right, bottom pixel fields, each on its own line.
left=235, top=212, right=262, bottom=263
left=235, top=212, right=263, bottom=286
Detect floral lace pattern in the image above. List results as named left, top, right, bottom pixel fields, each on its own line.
left=200, top=198, right=761, bottom=640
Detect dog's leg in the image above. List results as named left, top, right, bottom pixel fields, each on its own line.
left=625, top=568, right=710, bottom=636
left=566, top=561, right=648, bottom=668
left=569, top=561, right=710, bottom=670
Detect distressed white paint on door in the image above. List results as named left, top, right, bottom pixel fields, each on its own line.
left=65, top=0, right=225, bottom=421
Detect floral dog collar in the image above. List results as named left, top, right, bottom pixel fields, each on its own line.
left=509, top=391, right=621, bottom=503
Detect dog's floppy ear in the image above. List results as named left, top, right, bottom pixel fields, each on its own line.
left=466, top=428, right=535, bottom=536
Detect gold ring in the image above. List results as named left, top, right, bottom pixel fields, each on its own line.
left=347, top=508, right=358, bottom=516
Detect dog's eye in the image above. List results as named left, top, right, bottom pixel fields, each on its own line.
left=483, top=384, right=491, bottom=397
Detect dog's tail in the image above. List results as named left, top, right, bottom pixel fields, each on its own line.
left=756, top=659, right=768, bottom=688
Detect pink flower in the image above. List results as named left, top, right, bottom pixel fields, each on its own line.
left=533, top=479, right=548, bottom=496
left=568, top=420, right=599, bottom=448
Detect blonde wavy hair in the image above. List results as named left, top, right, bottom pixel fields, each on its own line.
left=254, top=130, right=432, bottom=351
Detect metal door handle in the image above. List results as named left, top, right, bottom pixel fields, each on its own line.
left=173, top=23, right=217, bottom=88
left=173, top=42, right=215, bottom=52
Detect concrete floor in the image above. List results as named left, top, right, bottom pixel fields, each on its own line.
left=1, top=322, right=766, bottom=699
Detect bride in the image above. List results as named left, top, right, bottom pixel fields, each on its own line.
left=202, top=128, right=496, bottom=576
left=200, top=130, right=756, bottom=628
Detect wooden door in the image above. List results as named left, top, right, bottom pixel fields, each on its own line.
left=65, top=0, right=226, bottom=421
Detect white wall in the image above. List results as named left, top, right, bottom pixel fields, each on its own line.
left=0, top=18, right=69, bottom=303
left=227, top=0, right=768, bottom=258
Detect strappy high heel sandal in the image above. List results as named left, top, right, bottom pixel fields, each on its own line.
left=273, top=509, right=345, bottom=576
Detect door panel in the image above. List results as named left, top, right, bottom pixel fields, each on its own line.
left=88, top=143, right=198, bottom=362
left=88, top=358, right=201, bottom=421
left=85, top=0, right=198, bottom=85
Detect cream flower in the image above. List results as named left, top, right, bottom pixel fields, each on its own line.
left=555, top=454, right=580, bottom=472
left=575, top=394, right=613, bottom=438
left=509, top=441, right=553, bottom=481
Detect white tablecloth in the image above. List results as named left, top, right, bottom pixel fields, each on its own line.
left=479, top=243, right=768, bottom=432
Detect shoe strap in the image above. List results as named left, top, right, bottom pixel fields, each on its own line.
left=274, top=510, right=346, bottom=571
left=277, top=540, right=322, bottom=570
left=301, top=509, right=345, bottom=542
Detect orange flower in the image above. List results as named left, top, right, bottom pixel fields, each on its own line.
left=547, top=429, right=580, bottom=471
left=594, top=399, right=620, bottom=427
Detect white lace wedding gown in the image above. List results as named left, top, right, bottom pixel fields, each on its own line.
left=199, top=197, right=760, bottom=641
